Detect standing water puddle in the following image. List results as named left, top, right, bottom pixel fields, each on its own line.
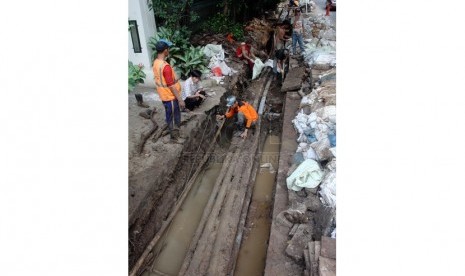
left=234, top=135, right=280, bottom=276
left=144, top=162, right=223, bottom=276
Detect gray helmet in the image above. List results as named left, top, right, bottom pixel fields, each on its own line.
left=226, top=95, right=236, bottom=107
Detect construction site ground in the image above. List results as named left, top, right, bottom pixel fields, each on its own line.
left=128, top=2, right=336, bottom=275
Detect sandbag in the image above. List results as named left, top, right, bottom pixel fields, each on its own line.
left=304, top=147, right=318, bottom=160
left=319, top=159, right=336, bottom=207
left=286, top=159, right=324, bottom=191
left=315, top=105, right=336, bottom=124
left=310, top=137, right=332, bottom=161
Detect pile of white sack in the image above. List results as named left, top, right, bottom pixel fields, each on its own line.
left=286, top=73, right=336, bottom=209
left=302, top=14, right=336, bottom=69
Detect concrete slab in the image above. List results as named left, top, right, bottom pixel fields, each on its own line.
left=264, top=92, right=302, bottom=276
left=281, top=67, right=306, bottom=92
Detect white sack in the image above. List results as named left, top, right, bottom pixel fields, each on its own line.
left=203, top=44, right=224, bottom=59
left=286, top=159, right=324, bottom=191
left=319, top=159, right=336, bottom=207
left=252, top=58, right=265, bottom=80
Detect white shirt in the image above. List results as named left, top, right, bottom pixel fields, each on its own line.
left=181, top=77, right=201, bottom=100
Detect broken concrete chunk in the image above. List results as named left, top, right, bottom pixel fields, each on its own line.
left=285, top=224, right=313, bottom=264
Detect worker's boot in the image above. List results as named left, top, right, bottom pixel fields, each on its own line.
left=135, top=93, right=150, bottom=108
left=170, top=129, right=186, bottom=144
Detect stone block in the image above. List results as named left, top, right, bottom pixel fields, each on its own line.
left=319, top=256, right=336, bottom=276
left=320, top=236, right=336, bottom=259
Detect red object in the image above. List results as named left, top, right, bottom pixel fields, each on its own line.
left=162, top=65, right=175, bottom=86
left=326, top=4, right=330, bottom=16
left=226, top=33, right=235, bottom=43
left=236, top=44, right=254, bottom=69
left=212, top=67, right=222, bottom=76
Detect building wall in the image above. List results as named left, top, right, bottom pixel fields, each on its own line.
left=128, top=0, right=157, bottom=88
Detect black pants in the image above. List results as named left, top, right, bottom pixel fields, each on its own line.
left=185, top=91, right=206, bottom=111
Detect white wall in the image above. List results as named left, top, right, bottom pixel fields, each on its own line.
left=128, top=0, right=157, bottom=88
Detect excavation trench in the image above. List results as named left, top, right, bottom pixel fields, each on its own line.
left=130, top=70, right=286, bottom=276
left=233, top=134, right=280, bottom=276
left=140, top=132, right=281, bottom=276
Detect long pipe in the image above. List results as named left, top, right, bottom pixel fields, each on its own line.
left=258, top=77, right=273, bottom=115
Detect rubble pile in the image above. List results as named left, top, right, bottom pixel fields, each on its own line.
left=279, top=67, right=336, bottom=275
left=303, top=15, right=336, bottom=71
left=275, top=9, right=336, bottom=276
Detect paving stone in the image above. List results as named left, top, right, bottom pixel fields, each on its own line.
left=320, top=236, right=336, bottom=259
left=319, top=256, right=336, bottom=276
left=281, top=67, right=306, bottom=92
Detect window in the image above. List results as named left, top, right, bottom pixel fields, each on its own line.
left=129, top=20, right=142, bottom=53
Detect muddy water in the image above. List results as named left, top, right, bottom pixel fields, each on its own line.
left=145, top=162, right=223, bottom=276
left=234, top=135, right=280, bottom=276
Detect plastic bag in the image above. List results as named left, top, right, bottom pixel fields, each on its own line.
left=304, top=147, right=318, bottom=160
left=212, top=67, right=222, bottom=76
left=218, top=61, right=235, bottom=76
left=203, top=44, right=225, bottom=59
left=286, top=159, right=324, bottom=191
left=252, top=58, right=265, bottom=80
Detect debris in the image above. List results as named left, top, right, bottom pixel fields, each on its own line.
left=260, top=162, right=276, bottom=173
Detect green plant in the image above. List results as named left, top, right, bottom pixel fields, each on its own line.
left=128, top=61, right=146, bottom=92
left=201, top=13, right=244, bottom=41
left=172, top=45, right=209, bottom=79
left=148, top=26, right=208, bottom=80
left=148, top=26, right=191, bottom=62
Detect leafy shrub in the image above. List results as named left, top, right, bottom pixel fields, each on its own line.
left=147, top=26, right=191, bottom=62
left=172, top=45, right=209, bottom=79
left=128, top=61, right=146, bottom=92
left=200, top=13, right=244, bottom=41
left=148, top=26, right=209, bottom=80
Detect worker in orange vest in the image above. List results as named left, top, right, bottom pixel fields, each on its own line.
left=217, top=96, right=258, bottom=139
left=153, top=39, right=185, bottom=141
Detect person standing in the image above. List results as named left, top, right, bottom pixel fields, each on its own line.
left=272, top=21, right=291, bottom=79
left=182, top=69, right=206, bottom=111
left=291, top=8, right=305, bottom=56
left=153, top=39, right=185, bottom=140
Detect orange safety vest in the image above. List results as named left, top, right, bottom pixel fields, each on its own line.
left=153, top=59, right=182, bottom=101
left=225, top=101, right=259, bottom=128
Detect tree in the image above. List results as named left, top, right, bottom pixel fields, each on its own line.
left=147, top=0, right=198, bottom=30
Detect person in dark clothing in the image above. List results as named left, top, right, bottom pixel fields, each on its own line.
left=181, top=69, right=206, bottom=111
